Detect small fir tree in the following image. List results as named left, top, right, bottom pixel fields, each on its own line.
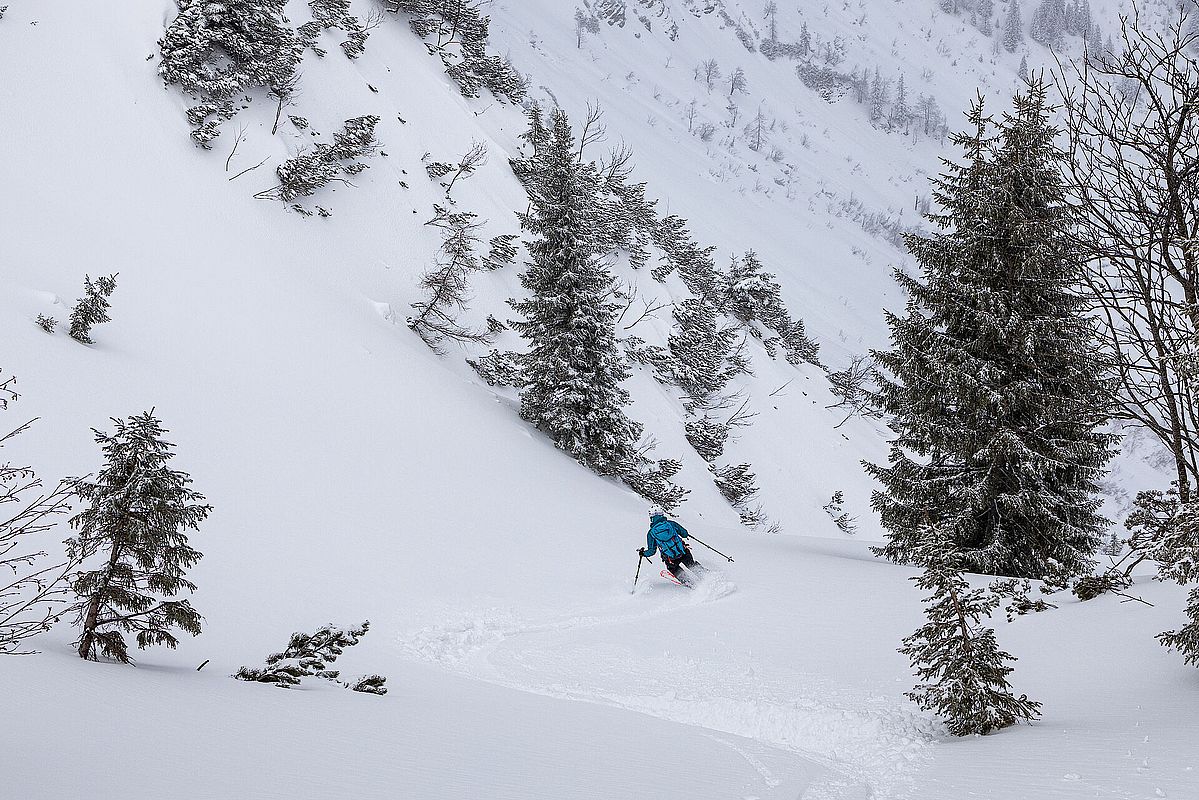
left=68, top=274, right=118, bottom=344
left=668, top=294, right=745, bottom=404
left=866, top=87, right=1114, bottom=580
left=725, top=252, right=820, bottom=366
left=67, top=412, right=210, bottom=663
left=901, top=533, right=1042, bottom=735
left=483, top=234, right=519, bottom=270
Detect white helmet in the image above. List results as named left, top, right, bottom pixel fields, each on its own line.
left=648, top=505, right=665, bottom=518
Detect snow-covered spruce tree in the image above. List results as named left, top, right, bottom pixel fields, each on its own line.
left=258, top=115, right=380, bottom=202
left=408, top=206, right=490, bottom=353
left=1003, top=0, right=1024, bottom=52
left=68, top=273, right=117, bottom=345
left=235, top=621, right=386, bottom=694
left=159, top=0, right=302, bottom=147
left=0, top=374, right=76, bottom=656
left=1031, top=0, right=1066, bottom=48
left=67, top=412, right=210, bottom=663
left=901, top=532, right=1042, bottom=736
left=866, top=87, right=1114, bottom=580
left=510, top=109, right=643, bottom=478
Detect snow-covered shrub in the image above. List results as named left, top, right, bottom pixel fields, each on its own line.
left=822, top=490, right=858, bottom=535
left=158, top=0, right=302, bottom=147
left=1071, top=571, right=1130, bottom=602
left=305, top=0, right=380, bottom=60
left=383, top=0, right=525, bottom=102
left=724, top=252, right=820, bottom=367
left=625, top=458, right=689, bottom=513
left=467, top=350, right=524, bottom=388
left=483, top=234, right=519, bottom=271
left=35, top=315, right=56, bottom=334
left=258, top=116, right=380, bottom=202
left=235, top=621, right=386, bottom=693
left=684, top=416, right=729, bottom=463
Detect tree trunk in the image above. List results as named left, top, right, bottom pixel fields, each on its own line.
left=76, top=541, right=122, bottom=660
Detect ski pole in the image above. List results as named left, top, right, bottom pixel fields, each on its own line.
left=689, top=535, right=734, bottom=562
left=631, top=552, right=646, bottom=594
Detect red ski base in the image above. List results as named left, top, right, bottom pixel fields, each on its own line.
left=661, top=569, right=693, bottom=588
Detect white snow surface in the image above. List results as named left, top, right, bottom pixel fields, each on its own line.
left=1, top=1, right=1195, bottom=799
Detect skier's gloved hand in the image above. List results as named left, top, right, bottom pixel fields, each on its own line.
left=637, top=547, right=646, bottom=556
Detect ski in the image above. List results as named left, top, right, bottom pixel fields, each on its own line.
left=660, top=569, right=692, bottom=589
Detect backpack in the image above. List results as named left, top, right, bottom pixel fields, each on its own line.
left=650, top=519, right=685, bottom=558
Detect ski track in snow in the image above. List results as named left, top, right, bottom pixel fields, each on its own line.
left=397, top=573, right=937, bottom=800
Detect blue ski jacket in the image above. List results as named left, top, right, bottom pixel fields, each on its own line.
left=644, top=515, right=689, bottom=559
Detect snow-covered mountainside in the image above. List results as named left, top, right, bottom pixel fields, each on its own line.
left=1, top=1, right=1195, bottom=798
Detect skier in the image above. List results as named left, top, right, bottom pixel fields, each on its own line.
left=639, top=505, right=703, bottom=586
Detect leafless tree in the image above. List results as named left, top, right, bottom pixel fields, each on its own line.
left=1057, top=6, right=1199, bottom=502
left=0, top=374, right=77, bottom=656
left=444, top=139, right=489, bottom=194
left=576, top=102, right=607, bottom=160
left=699, top=58, right=721, bottom=93
left=409, top=208, right=491, bottom=352
left=269, top=71, right=303, bottom=135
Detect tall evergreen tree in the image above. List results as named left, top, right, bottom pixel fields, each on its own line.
left=1030, top=0, right=1066, bottom=48
left=901, top=532, right=1042, bottom=735
left=67, top=412, right=210, bottom=663
left=1003, top=0, right=1024, bottom=52
left=510, top=109, right=643, bottom=478
left=866, top=86, right=1114, bottom=580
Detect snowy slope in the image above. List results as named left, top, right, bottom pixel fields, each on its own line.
left=1, top=1, right=1195, bottom=799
